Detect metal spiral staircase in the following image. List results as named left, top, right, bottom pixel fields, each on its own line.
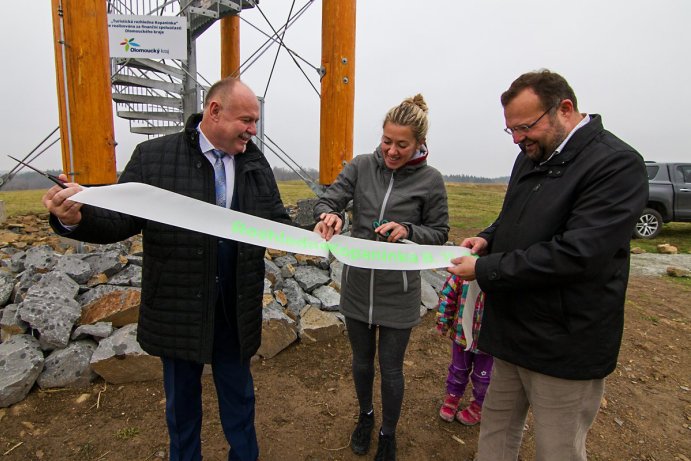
left=108, top=0, right=256, bottom=136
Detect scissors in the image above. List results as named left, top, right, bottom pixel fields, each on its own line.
left=372, top=219, right=391, bottom=237
left=8, top=155, right=67, bottom=189
left=372, top=219, right=416, bottom=245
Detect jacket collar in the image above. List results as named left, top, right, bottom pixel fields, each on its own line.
left=373, top=145, right=428, bottom=173
left=540, top=114, right=603, bottom=167
left=184, top=113, right=262, bottom=165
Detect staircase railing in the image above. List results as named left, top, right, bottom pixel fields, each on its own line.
left=107, top=0, right=256, bottom=136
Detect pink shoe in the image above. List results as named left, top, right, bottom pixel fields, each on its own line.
left=456, top=401, right=482, bottom=425
left=439, top=393, right=460, bottom=422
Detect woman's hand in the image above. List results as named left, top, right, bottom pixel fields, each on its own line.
left=314, top=212, right=343, bottom=241
left=374, top=220, right=409, bottom=243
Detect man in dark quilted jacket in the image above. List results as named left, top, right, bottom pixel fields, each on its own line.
left=43, top=77, right=291, bottom=461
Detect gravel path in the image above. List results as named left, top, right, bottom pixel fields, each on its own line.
left=629, top=253, right=691, bottom=277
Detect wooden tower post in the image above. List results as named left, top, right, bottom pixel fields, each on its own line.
left=319, top=0, right=356, bottom=185
left=221, top=15, right=241, bottom=78
left=51, top=0, right=116, bottom=185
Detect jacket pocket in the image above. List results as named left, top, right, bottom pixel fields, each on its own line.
left=533, top=288, right=570, bottom=334
left=142, top=256, right=165, bottom=307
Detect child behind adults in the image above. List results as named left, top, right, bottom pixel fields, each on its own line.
left=436, top=274, right=493, bottom=425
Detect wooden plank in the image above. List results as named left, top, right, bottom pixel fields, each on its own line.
left=51, top=0, right=116, bottom=185
left=221, top=15, right=241, bottom=79
left=319, top=0, right=356, bottom=185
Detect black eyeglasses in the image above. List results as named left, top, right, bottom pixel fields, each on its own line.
left=504, top=105, right=556, bottom=136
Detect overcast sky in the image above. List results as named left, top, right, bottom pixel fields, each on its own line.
left=1, top=0, right=689, bottom=179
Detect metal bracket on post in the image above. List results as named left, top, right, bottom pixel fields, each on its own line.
left=187, top=6, right=219, bottom=18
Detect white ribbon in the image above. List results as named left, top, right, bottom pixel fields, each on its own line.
left=70, top=183, right=470, bottom=270
left=462, top=280, right=482, bottom=351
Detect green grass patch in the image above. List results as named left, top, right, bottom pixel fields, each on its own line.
left=667, top=275, right=691, bottom=288
left=0, top=189, right=47, bottom=217
left=445, top=183, right=506, bottom=231
left=115, top=426, right=139, bottom=440
left=631, top=222, right=691, bottom=254
left=277, top=180, right=316, bottom=207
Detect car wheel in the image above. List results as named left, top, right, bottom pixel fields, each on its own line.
left=633, top=208, right=663, bottom=239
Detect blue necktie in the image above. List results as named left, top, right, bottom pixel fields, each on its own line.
left=211, top=149, right=226, bottom=208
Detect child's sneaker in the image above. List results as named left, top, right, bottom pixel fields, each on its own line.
left=456, top=400, right=482, bottom=425
left=438, top=393, right=460, bottom=422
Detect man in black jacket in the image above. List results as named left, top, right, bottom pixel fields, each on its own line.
left=43, top=78, right=290, bottom=461
left=449, top=70, right=647, bottom=460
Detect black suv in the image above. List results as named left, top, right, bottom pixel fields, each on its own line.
left=634, top=162, right=691, bottom=239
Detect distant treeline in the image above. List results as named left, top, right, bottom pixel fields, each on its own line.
left=0, top=169, right=508, bottom=191
left=271, top=167, right=320, bottom=182
left=0, top=171, right=61, bottom=191
left=443, top=174, right=509, bottom=184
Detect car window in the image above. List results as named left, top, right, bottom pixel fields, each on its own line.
left=677, top=165, right=691, bottom=184
left=646, top=165, right=659, bottom=180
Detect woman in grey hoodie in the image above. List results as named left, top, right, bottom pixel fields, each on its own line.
left=314, top=94, right=449, bottom=461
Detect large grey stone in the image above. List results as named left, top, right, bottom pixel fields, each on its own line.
left=81, top=250, right=127, bottom=278
left=293, top=265, right=330, bottom=292
left=80, top=288, right=140, bottom=327
left=257, top=307, right=297, bottom=359
left=0, top=271, right=14, bottom=306
left=329, top=259, right=344, bottom=290
left=77, top=284, right=123, bottom=306
left=304, top=293, right=322, bottom=310
left=19, top=271, right=81, bottom=349
left=295, top=254, right=330, bottom=270
left=8, top=251, right=26, bottom=273
left=298, top=306, right=344, bottom=343
left=280, top=263, right=296, bottom=279
left=0, top=304, right=28, bottom=340
left=20, top=296, right=81, bottom=350
left=282, top=278, right=306, bottom=319
left=14, top=268, right=43, bottom=303
left=272, top=255, right=298, bottom=268
left=86, top=242, right=131, bottom=255
left=0, top=334, right=44, bottom=407
left=294, top=198, right=319, bottom=227
left=37, top=340, right=98, bottom=389
left=54, top=255, right=93, bottom=285
left=264, top=278, right=272, bottom=294
left=108, top=265, right=143, bottom=287
left=27, top=270, right=80, bottom=300
left=24, top=245, right=58, bottom=272
left=312, top=285, right=340, bottom=311
left=71, top=322, right=114, bottom=341
left=126, top=255, right=143, bottom=267
left=264, top=259, right=283, bottom=288
left=90, top=324, right=161, bottom=383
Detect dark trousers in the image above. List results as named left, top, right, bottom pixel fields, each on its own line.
left=161, top=301, right=258, bottom=461
left=345, top=317, right=412, bottom=435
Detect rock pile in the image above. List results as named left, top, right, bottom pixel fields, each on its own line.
left=0, top=215, right=448, bottom=408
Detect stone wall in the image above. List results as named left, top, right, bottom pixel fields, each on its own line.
left=0, top=220, right=448, bottom=408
